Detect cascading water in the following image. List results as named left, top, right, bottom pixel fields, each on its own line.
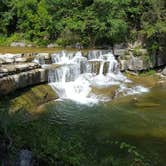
left=35, top=50, right=149, bottom=104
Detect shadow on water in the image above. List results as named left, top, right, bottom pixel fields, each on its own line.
left=0, top=86, right=166, bottom=165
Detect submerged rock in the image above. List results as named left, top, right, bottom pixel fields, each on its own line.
left=135, top=103, right=160, bottom=108
left=15, top=150, right=33, bottom=166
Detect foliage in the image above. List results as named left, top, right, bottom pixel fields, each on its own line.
left=0, top=0, right=166, bottom=49
left=0, top=0, right=165, bottom=48
left=139, top=69, right=156, bottom=76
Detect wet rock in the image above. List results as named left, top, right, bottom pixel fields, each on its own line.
left=135, top=103, right=160, bottom=108
left=132, top=97, right=138, bottom=103
left=15, top=57, right=28, bottom=63
left=0, top=63, right=40, bottom=77
left=157, top=79, right=166, bottom=88
left=0, top=69, right=48, bottom=95
left=15, top=150, right=33, bottom=166
left=35, top=53, right=51, bottom=64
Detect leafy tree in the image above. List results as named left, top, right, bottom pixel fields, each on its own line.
left=0, top=0, right=165, bottom=49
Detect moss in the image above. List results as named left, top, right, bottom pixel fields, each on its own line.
left=133, top=48, right=143, bottom=57
left=139, top=70, right=156, bottom=76
left=9, top=84, right=58, bottom=113
left=125, top=73, right=158, bottom=87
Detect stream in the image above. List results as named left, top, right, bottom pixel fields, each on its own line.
left=0, top=50, right=166, bottom=165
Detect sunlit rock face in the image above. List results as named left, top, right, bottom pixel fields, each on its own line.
left=0, top=53, right=49, bottom=95
left=0, top=69, right=48, bottom=96
left=34, top=50, right=149, bottom=104
left=119, top=54, right=153, bottom=71
left=162, top=67, right=166, bottom=76
left=0, top=63, right=40, bottom=78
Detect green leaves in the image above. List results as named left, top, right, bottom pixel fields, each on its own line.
left=0, top=0, right=165, bottom=48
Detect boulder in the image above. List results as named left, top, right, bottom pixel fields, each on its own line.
left=47, top=43, right=59, bottom=48
left=162, top=67, right=166, bottom=76
left=10, top=42, right=25, bottom=47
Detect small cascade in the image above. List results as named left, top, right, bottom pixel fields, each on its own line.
left=33, top=56, right=45, bottom=65
left=34, top=50, right=149, bottom=104
left=99, top=61, right=105, bottom=76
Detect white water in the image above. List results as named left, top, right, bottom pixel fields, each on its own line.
left=36, top=50, right=149, bottom=104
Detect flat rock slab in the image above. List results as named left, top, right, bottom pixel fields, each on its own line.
left=0, top=68, right=48, bottom=95
left=0, top=54, right=32, bottom=64
left=0, top=63, right=40, bottom=77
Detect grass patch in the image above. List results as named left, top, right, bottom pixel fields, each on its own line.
left=139, top=70, right=156, bottom=76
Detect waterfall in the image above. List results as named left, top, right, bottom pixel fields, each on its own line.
left=34, top=50, right=149, bottom=104
left=99, top=61, right=105, bottom=75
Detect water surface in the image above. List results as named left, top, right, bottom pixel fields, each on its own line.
left=26, top=86, right=166, bottom=165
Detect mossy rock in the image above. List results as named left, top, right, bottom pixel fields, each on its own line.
left=9, top=84, right=58, bottom=113
left=135, top=103, right=160, bottom=108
